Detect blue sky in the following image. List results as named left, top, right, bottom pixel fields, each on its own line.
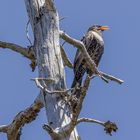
left=0, top=0, right=140, bottom=139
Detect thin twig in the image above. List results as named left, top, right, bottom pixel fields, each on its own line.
left=60, top=41, right=73, bottom=68
left=0, top=41, right=36, bottom=71
left=91, top=71, right=124, bottom=84
left=59, top=17, right=68, bottom=21
left=100, top=71, right=124, bottom=84
left=59, top=30, right=99, bottom=74
left=76, top=118, right=118, bottom=135
left=26, top=20, right=32, bottom=46
left=43, top=124, right=54, bottom=133
left=60, top=46, right=73, bottom=68
left=32, top=78, right=73, bottom=97
left=77, top=118, right=104, bottom=126
left=31, top=77, right=55, bottom=84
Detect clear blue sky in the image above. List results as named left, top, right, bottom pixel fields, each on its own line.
left=0, top=0, right=139, bottom=139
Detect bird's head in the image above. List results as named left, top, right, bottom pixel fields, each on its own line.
left=88, top=25, right=109, bottom=33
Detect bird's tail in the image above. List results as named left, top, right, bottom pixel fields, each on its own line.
left=71, top=65, right=86, bottom=88
left=71, top=76, right=82, bottom=88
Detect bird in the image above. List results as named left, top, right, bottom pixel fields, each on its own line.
left=71, top=24, right=109, bottom=88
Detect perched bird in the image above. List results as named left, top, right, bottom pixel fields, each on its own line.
left=71, top=25, right=109, bottom=88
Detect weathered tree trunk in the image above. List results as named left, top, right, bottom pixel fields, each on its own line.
left=0, top=0, right=123, bottom=139
left=24, top=0, right=79, bottom=139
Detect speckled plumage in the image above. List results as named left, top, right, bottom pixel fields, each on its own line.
left=71, top=25, right=106, bottom=88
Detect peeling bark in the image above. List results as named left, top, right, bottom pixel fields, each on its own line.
left=24, top=0, right=79, bottom=139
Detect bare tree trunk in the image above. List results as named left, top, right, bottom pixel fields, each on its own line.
left=24, top=0, right=79, bottom=139
left=0, top=1, right=122, bottom=139
left=0, top=0, right=123, bottom=139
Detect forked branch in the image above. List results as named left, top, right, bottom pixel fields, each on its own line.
left=0, top=41, right=32, bottom=59
left=59, top=31, right=124, bottom=84
left=59, top=31, right=99, bottom=74
left=77, top=118, right=118, bottom=135
left=56, top=74, right=118, bottom=136
left=0, top=97, right=43, bottom=140
left=31, top=78, right=73, bottom=98
left=0, top=41, right=36, bottom=71
left=99, top=71, right=124, bottom=84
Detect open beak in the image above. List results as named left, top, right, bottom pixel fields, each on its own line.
left=100, top=26, right=109, bottom=31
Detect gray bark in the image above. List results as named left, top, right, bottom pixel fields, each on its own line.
left=24, top=0, right=79, bottom=139
left=0, top=1, right=122, bottom=139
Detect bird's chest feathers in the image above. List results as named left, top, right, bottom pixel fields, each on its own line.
left=91, top=31, right=104, bottom=43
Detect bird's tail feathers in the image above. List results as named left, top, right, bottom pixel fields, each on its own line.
left=71, top=65, right=86, bottom=88
left=71, top=76, right=82, bottom=88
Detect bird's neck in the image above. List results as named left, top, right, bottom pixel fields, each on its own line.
left=91, top=30, right=104, bottom=42
left=94, top=30, right=103, bottom=37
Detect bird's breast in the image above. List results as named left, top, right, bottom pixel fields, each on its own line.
left=91, top=31, right=104, bottom=43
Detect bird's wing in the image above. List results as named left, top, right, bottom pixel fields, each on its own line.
left=73, top=49, right=83, bottom=73
left=73, top=32, right=97, bottom=73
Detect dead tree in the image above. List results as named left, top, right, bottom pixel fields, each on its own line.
left=0, top=0, right=123, bottom=140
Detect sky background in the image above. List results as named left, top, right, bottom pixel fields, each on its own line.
left=0, top=0, right=140, bottom=140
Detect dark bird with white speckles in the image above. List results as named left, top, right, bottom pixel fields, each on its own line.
left=71, top=24, right=109, bottom=88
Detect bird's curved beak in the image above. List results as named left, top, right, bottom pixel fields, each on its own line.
left=100, top=26, right=109, bottom=31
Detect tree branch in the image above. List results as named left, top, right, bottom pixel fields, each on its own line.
left=0, top=96, right=43, bottom=140
left=0, top=41, right=32, bottom=59
left=0, top=40, right=74, bottom=71
left=0, top=125, right=8, bottom=133
left=60, top=46, right=73, bottom=68
left=59, top=31, right=99, bottom=74
left=77, top=118, right=118, bottom=136
left=77, top=118, right=104, bottom=125
left=66, top=74, right=119, bottom=135
left=99, top=71, right=124, bottom=84
left=0, top=41, right=36, bottom=71
left=31, top=78, right=73, bottom=98
left=61, top=75, right=92, bottom=134
left=59, top=31, right=124, bottom=84
left=62, top=75, right=117, bottom=136
left=26, top=20, right=33, bottom=46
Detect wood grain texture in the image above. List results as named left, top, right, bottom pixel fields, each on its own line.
left=25, top=0, right=79, bottom=139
